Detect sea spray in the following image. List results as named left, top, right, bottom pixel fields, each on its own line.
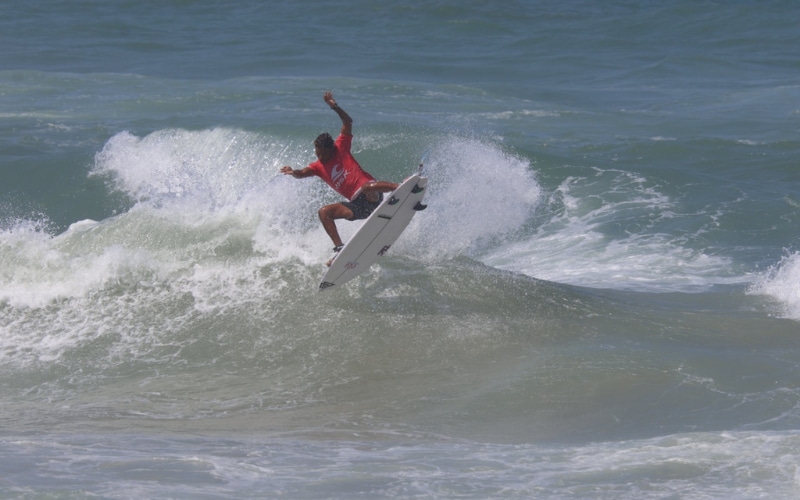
left=749, top=252, right=800, bottom=321
left=403, top=137, right=541, bottom=260
left=91, top=128, right=292, bottom=208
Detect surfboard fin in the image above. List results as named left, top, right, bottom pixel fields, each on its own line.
left=417, top=150, right=430, bottom=175
left=388, top=196, right=399, bottom=205
left=411, top=184, right=425, bottom=194
left=413, top=202, right=427, bottom=211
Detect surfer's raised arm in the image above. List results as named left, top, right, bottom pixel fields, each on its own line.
left=324, top=91, right=352, bottom=137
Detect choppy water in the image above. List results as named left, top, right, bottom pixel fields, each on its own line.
left=2, top=1, right=800, bottom=498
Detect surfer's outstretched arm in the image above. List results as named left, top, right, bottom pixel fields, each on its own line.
left=324, top=91, right=352, bottom=137
left=279, top=166, right=314, bottom=178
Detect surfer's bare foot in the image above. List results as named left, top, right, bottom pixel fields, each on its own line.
left=326, top=244, right=343, bottom=267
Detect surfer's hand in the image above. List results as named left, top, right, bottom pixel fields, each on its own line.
left=324, top=91, right=337, bottom=109
left=280, top=166, right=294, bottom=176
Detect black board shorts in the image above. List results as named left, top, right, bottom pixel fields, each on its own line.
left=344, top=192, right=383, bottom=221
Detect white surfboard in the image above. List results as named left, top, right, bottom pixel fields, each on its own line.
left=319, top=173, right=428, bottom=291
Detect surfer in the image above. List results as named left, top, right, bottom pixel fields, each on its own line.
left=280, top=91, right=399, bottom=264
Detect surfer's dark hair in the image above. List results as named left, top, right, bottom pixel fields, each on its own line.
left=314, top=133, right=335, bottom=150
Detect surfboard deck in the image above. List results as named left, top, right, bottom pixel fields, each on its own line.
left=319, top=174, right=427, bottom=291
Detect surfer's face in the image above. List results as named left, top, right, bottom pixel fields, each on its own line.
left=315, top=144, right=334, bottom=162
left=313, top=133, right=335, bottom=161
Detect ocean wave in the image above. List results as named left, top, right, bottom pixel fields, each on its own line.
left=482, top=167, right=747, bottom=292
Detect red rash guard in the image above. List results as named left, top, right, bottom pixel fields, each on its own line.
left=307, top=134, right=375, bottom=201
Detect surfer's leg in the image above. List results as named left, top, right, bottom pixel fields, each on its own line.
left=343, top=193, right=382, bottom=220
left=318, top=203, right=354, bottom=247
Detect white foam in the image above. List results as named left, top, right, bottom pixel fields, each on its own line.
left=398, top=137, right=542, bottom=259
left=91, top=128, right=303, bottom=208
left=0, top=215, right=172, bottom=309
left=482, top=168, right=744, bottom=292
left=1, top=125, right=384, bottom=309
left=749, top=252, right=800, bottom=321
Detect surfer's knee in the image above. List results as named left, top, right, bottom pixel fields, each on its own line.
left=318, top=205, right=333, bottom=221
